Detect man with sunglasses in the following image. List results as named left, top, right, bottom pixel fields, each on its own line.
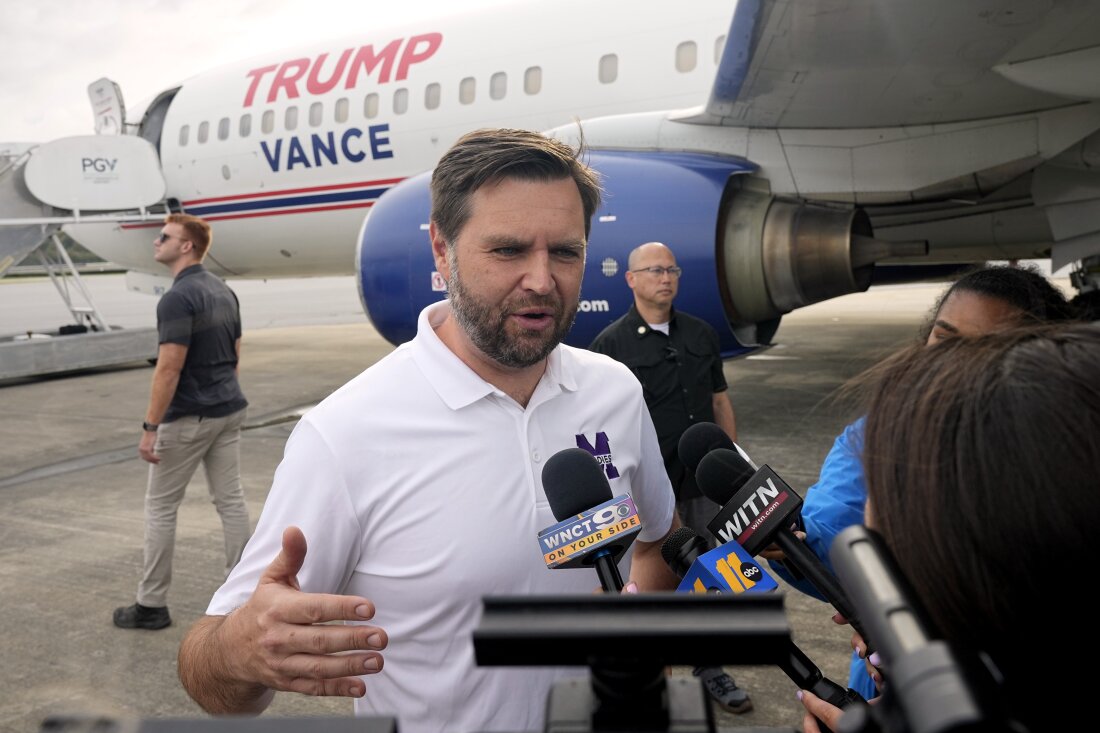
left=113, top=214, right=250, bottom=631
left=589, top=241, right=745, bottom=713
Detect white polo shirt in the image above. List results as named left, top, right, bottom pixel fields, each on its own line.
left=209, top=301, right=675, bottom=733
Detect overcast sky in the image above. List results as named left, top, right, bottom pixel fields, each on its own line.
left=0, top=0, right=528, bottom=142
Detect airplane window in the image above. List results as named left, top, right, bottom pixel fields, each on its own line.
left=676, top=41, right=697, bottom=72
left=218, top=117, right=230, bottom=140
left=262, top=110, right=274, bottom=134
left=715, top=35, right=726, bottom=63
left=425, top=83, right=441, bottom=110
left=335, top=98, right=349, bottom=123
left=599, top=54, right=618, bottom=84
left=457, top=76, right=475, bottom=104
left=285, top=106, right=298, bottom=131
left=524, top=67, right=541, bottom=95
left=460, top=77, right=476, bottom=105
left=490, top=72, right=507, bottom=100
left=179, top=125, right=189, bottom=146
left=365, top=93, right=379, bottom=119
left=198, top=121, right=209, bottom=144
left=394, top=88, right=409, bottom=115
left=309, top=102, right=323, bottom=127
left=239, top=114, right=251, bottom=138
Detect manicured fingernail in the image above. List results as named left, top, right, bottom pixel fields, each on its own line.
left=356, top=604, right=372, bottom=618
left=368, top=633, right=383, bottom=647
left=796, top=690, right=804, bottom=701
left=364, top=657, right=381, bottom=671
left=869, top=651, right=881, bottom=667
left=624, top=581, right=639, bottom=594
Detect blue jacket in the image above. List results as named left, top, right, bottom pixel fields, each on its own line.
left=768, top=417, right=877, bottom=699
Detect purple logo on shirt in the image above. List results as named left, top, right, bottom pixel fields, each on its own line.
left=575, top=432, right=620, bottom=480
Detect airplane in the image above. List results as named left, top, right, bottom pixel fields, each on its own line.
left=3, top=0, right=1099, bottom=357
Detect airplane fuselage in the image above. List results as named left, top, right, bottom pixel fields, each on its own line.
left=44, top=0, right=1100, bottom=350
left=68, top=2, right=732, bottom=278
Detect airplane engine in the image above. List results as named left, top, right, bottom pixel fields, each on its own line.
left=357, top=151, right=884, bottom=355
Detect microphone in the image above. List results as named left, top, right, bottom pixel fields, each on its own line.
left=677, top=422, right=736, bottom=473
left=539, top=448, right=643, bottom=592
left=695, top=447, right=867, bottom=640
left=661, top=527, right=865, bottom=710
left=660, top=526, right=778, bottom=595
left=831, top=526, right=1006, bottom=729
left=660, top=526, right=711, bottom=578
left=677, top=421, right=759, bottom=476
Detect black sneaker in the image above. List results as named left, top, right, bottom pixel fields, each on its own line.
left=113, top=603, right=171, bottom=630
left=693, top=666, right=753, bottom=714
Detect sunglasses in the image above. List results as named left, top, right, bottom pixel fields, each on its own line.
left=156, top=232, right=186, bottom=244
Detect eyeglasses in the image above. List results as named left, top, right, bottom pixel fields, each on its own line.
left=156, top=232, right=187, bottom=244
left=631, top=266, right=683, bottom=277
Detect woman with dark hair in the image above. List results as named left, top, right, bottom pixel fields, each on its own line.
left=767, top=264, right=1077, bottom=698
left=921, top=262, right=1077, bottom=342
left=799, top=323, right=1100, bottom=731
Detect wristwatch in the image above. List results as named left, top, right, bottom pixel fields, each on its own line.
left=142, top=421, right=159, bottom=432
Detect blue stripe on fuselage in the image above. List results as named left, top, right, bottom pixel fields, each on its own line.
left=187, top=186, right=389, bottom=216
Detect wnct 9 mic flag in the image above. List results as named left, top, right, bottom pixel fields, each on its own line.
left=538, top=494, right=642, bottom=570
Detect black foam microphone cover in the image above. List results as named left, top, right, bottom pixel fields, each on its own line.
left=677, top=422, right=735, bottom=473
left=695, top=447, right=756, bottom=505
left=660, top=526, right=711, bottom=577
left=542, top=447, right=613, bottom=520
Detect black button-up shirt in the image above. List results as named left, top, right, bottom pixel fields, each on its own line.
left=589, top=305, right=727, bottom=499
left=158, top=264, right=248, bottom=422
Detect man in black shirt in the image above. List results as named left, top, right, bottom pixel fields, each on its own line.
left=113, top=214, right=250, bottom=631
left=589, top=241, right=746, bottom=712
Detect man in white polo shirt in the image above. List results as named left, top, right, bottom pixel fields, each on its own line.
left=178, top=128, right=681, bottom=733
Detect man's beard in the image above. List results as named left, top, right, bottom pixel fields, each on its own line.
left=446, top=253, right=578, bottom=369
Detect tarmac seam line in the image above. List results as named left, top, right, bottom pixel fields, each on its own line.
left=0, top=403, right=316, bottom=489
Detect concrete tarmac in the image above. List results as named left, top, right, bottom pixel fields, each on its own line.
left=0, top=278, right=991, bottom=732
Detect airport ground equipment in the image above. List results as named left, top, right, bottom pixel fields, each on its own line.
left=0, top=138, right=165, bottom=379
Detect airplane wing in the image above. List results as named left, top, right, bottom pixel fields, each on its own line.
left=702, top=0, right=1100, bottom=128
left=539, top=0, right=1100, bottom=345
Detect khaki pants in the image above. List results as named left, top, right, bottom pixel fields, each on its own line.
left=137, top=409, right=251, bottom=607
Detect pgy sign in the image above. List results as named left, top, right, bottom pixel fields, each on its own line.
left=82, top=157, right=118, bottom=174
left=25, top=135, right=165, bottom=210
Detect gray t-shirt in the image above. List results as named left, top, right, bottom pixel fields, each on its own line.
left=157, top=264, right=247, bottom=422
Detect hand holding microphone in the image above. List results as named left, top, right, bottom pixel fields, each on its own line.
left=830, top=525, right=1008, bottom=731
left=692, top=443, right=868, bottom=641
left=660, top=527, right=865, bottom=711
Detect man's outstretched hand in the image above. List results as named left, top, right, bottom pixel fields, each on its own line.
left=178, top=526, right=388, bottom=714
